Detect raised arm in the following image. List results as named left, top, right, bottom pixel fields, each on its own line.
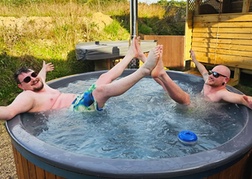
left=190, top=50, right=208, bottom=81
left=38, top=61, right=54, bottom=82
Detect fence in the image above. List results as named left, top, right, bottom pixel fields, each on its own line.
left=143, top=35, right=185, bottom=69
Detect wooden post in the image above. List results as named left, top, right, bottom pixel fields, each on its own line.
left=94, top=59, right=114, bottom=71
left=228, top=67, right=240, bottom=86
left=242, top=0, right=251, bottom=13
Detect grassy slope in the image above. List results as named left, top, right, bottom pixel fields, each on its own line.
left=0, top=2, right=163, bottom=179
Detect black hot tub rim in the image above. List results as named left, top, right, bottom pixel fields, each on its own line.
left=6, top=69, right=252, bottom=179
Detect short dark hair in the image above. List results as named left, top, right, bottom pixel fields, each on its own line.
left=13, top=67, right=33, bottom=84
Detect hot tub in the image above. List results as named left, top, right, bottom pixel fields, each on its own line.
left=6, top=70, right=252, bottom=179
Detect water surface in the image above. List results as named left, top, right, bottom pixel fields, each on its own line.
left=22, top=77, right=245, bottom=159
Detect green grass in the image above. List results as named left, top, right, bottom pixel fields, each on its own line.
left=3, top=0, right=250, bottom=106
left=0, top=1, right=164, bottom=105
left=0, top=1, right=133, bottom=105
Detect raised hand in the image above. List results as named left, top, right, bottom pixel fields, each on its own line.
left=43, top=61, right=54, bottom=72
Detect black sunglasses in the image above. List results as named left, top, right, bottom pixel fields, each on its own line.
left=21, top=72, right=38, bottom=83
left=208, top=70, right=226, bottom=78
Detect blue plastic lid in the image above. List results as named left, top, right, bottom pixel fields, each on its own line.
left=178, top=130, right=198, bottom=145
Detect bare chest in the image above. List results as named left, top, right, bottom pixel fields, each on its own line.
left=30, top=91, right=62, bottom=112
left=202, top=86, right=222, bottom=102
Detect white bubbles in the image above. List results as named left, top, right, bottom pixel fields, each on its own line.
left=35, top=78, right=244, bottom=159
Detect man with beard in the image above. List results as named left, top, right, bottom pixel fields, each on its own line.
left=0, top=37, right=162, bottom=121
left=190, top=50, right=252, bottom=109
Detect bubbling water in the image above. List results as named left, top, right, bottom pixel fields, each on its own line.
left=23, top=77, right=244, bottom=159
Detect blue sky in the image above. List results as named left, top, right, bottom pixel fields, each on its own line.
left=138, top=0, right=159, bottom=4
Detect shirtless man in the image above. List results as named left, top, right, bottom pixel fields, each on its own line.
left=134, top=37, right=190, bottom=105
left=0, top=37, right=161, bottom=121
left=190, top=50, right=252, bottom=109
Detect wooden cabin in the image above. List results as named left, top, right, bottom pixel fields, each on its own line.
left=184, top=0, right=252, bottom=85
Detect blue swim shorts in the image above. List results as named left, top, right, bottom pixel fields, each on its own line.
left=70, top=84, right=103, bottom=112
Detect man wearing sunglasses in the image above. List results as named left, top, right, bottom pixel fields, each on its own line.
left=190, top=50, right=252, bottom=109
left=0, top=37, right=163, bottom=121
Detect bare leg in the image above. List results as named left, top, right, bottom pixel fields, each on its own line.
left=93, top=45, right=161, bottom=108
left=151, top=48, right=190, bottom=105
left=133, top=37, right=190, bottom=104
left=95, top=37, right=139, bottom=86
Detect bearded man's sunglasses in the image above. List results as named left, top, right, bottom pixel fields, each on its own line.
left=208, top=70, right=227, bottom=78
left=21, top=72, right=38, bottom=83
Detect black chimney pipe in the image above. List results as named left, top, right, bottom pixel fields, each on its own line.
left=130, top=0, right=138, bottom=39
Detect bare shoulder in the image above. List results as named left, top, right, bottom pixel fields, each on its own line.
left=6, top=91, right=37, bottom=116
left=216, top=88, right=243, bottom=102
left=205, top=88, right=230, bottom=102
left=215, top=88, right=231, bottom=97
left=14, top=90, right=36, bottom=103
left=18, top=90, right=36, bottom=96
left=217, top=88, right=236, bottom=96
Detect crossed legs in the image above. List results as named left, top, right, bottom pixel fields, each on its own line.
left=134, top=37, right=190, bottom=105
left=151, top=49, right=190, bottom=105
left=92, top=37, right=162, bottom=108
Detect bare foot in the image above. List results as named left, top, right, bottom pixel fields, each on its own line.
left=134, top=36, right=146, bottom=61
left=151, top=45, right=166, bottom=78
left=126, top=36, right=148, bottom=61
left=124, top=36, right=138, bottom=59
left=141, top=45, right=161, bottom=72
